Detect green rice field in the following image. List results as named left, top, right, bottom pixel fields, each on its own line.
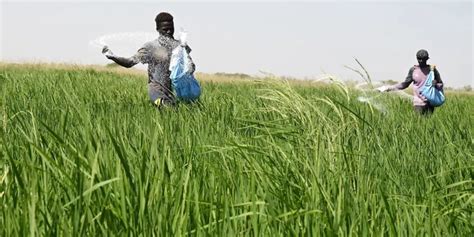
left=1, top=63, right=473, bottom=236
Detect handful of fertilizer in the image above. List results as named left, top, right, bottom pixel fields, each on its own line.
left=376, top=85, right=391, bottom=92
left=102, top=46, right=115, bottom=58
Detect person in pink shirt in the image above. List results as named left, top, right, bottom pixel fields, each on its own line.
left=379, top=49, right=444, bottom=115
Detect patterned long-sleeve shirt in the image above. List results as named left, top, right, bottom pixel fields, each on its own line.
left=131, top=35, right=194, bottom=103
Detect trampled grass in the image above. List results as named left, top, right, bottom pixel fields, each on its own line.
left=1, top=63, right=473, bottom=236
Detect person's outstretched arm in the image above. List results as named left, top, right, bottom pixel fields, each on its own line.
left=102, top=46, right=140, bottom=68
left=388, top=67, right=415, bottom=91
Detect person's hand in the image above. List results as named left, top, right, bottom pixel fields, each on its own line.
left=376, top=85, right=390, bottom=92
left=102, top=46, right=114, bottom=59
left=417, top=91, right=428, bottom=101
left=432, top=79, right=443, bottom=90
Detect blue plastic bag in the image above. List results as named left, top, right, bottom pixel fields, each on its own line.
left=419, top=67, right=445, bottom=107
left=169, top=34, right=201, bottom=102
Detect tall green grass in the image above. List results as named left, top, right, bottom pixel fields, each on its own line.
left=1, top=64, right=473, bottom=236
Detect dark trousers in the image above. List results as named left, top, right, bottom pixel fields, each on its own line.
left=148, top=83, right=176, bottom=108
left=414, top=104, right=435, bottom=115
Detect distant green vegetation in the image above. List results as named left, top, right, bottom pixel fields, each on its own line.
left=1, top=64, right=472, bottom=236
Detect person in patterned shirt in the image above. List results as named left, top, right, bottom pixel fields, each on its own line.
left=102, top=12, right=195, bottom=108
left=379, top=49, right=444, bottom=115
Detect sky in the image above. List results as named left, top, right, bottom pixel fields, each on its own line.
left=1, top=0, right=473, bottom=88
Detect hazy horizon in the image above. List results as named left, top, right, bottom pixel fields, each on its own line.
left=1, top=1, right=473, bottom=88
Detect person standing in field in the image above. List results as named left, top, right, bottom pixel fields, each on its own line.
left=102, top=12, right=195, bottom=108
left=378, top=49, right=444, bottom=115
